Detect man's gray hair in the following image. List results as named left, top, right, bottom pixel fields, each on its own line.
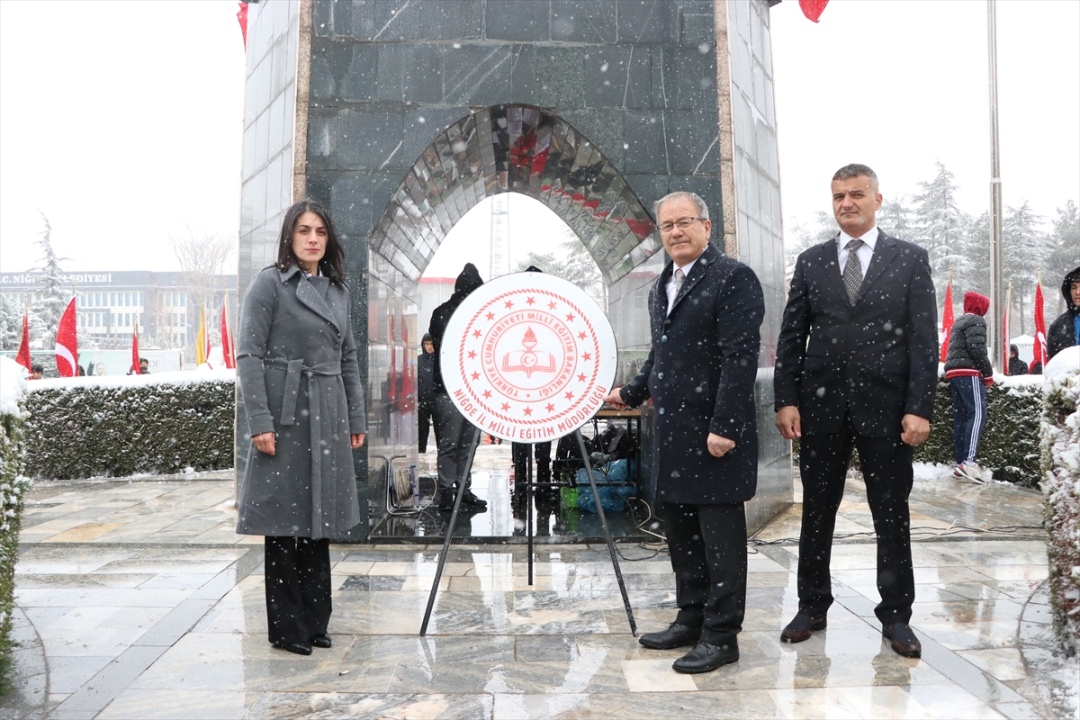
left=833, top=164, right=878, bottom=186
left=653, top=191, right=710, bottom=221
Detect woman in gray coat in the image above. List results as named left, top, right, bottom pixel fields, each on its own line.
left=237, top=199, right=367, bottom=656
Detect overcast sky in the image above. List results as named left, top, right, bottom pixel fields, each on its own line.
left=1, top=0, right=1076, bottom=277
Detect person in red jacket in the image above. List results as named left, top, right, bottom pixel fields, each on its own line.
left=943, top=291, right=994, bottom=483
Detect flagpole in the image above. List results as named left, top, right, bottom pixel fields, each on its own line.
left=987, top=0, right=1005, bottom=371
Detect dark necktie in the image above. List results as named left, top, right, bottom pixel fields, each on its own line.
left=843, top=238, right=864, bottom=304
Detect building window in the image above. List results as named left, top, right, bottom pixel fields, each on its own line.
left=180, top=294, right=186, bottom=307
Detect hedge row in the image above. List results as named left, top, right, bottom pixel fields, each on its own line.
left=0, top=409, right=28, bottom=696
left=21, top=374, right=236, bottom=480
left=1041, top=371, right=1080, bottom=653
left=914, top=376, right=1044, bottom=486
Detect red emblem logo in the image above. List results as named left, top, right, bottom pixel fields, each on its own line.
left=442, top=272, right=617, bottom=443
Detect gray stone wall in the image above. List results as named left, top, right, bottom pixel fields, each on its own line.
left=236, top=0, right=792, bottom=538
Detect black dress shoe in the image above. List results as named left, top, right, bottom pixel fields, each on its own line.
left=460, top=487, right=488, bottom=508
left=310, top=633, right=332, bottom=649
left=672, top=640, right=739, bottom=674
left=883, top=623, right=922, bottom=658
left=638, top=622, right=701, bottom=650
left=780, top=612, right=827, bottom=643
left=272, top=641, right=312, bottom=656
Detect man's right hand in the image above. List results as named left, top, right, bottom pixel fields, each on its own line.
left=603, top=387, right=628, bottom=410
left=252, top=432, right=276, bottom=456
left=775, top=405, right=802, bottom=440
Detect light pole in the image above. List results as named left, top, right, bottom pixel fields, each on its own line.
left=988, top=0, right=1004, bottom=370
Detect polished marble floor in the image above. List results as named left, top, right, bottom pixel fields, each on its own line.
left=3, top=449, right=1077, bottom=719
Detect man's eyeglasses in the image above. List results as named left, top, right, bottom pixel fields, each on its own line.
left=658, top=217, right=707, bottom=234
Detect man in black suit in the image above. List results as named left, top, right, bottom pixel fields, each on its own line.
left=604, top=191, right=764, bottom=674
left=774, top=164, right=938, bottom=658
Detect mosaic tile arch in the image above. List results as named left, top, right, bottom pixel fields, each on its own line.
left=368, top=104, right=664, bottom=283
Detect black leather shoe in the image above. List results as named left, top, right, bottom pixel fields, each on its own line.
left=437, top=488, right=455, bottom=512
left=310, top=633, right=332, bottom=649
left=272, top=641, right=312, bottom=656
left=672, top=640, right=739, bottom=674
left=638, top=622, right=701, bottom=650
left=780, top=612, right=827, bottom=643
left=883, top=623, right=922, bottom=658
left=460, top=487, right=488, bottom=508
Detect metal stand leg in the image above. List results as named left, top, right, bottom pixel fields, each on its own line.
left=420, top=426, right=482, bottom=636
left=526, top=451, right=534, bottom=586
left=575, top=430, right=638, bottom=636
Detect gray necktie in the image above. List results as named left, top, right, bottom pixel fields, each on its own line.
left=674, top=268, right=685, bottom=296
left=843, top=238, right=864, bottom=303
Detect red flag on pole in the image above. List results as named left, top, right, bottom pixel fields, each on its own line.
left=16, top=310, right=31, bottom=372
left=55, top=297, right=78, bottom=377
left=799, top=0, right=829, bottom=22
left=388, top=314, right=397, bottom=407
left=221, top=299, right=235, bottom=370
left=237, top=2, right=248, bottom=48
left=132, top=317, right=141, bottom=374
left=939, top=278, right=954, bottom=363
left=400, top=321, right=414, bottom=414
left=1031, top=281, right=1047, bottom=372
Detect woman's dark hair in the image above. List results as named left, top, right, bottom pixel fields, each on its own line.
left=275, top=199, right=346, bottom=283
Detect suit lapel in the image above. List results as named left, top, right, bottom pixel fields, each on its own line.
left=668, top=244, right=717, bottom=316
left=858, top=232, right=899, bottom=303
left=281, top=266, right=341, bottom=332
left=819, top=239, right=850, bottom=306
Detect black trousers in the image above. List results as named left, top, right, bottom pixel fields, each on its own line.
left=418, top=401, right=433, bottom=453
left=663, top=501, right=747, bottom=647
left=432, top=390, right=475, bottom=491
left=798, top=423, right=916, bottom=625
left=512, top=441, right=552, bottom=486
left=264, top=536, right=332, bottom=646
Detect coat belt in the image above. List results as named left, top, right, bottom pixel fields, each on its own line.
left=265, top=358, right=343, bottom=427
left=264, top=357, right=344, bottom=540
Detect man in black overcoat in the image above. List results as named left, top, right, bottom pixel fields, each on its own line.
left=773, top=164, right=938, bottom=658
left=604, top=191, right=765, bottom=674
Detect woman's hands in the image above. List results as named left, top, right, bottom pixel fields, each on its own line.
left=252, top=432, right=276, bottom=456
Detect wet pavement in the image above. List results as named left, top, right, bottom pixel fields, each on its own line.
left=3, top=446, right=1077, bottom=719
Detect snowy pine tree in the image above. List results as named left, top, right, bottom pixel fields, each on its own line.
left=909, top=162, right=972, bottom=297
left=0, top=294, right=23, bottom=351
left=30, top=213, right=72, bottom=341
left=1003, top=201, right=1050, bottom=334
left=1045, top=201, right=1080, bottom=314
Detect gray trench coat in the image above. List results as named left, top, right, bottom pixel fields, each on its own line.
left=236, top=265, right=367, bottom=539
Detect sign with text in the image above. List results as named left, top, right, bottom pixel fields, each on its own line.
left=441, top=272, right=617, bottom=443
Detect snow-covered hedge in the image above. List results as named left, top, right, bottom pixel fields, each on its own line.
left=0, top=358, right=30, bottom=696
left=1041, top=349, right=1080, bottom=653
left=915, top=373, right=1044, bottom=486
left=21, top=371, right=236, bottom=480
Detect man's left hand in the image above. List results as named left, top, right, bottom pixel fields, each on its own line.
left=707, top=433, right=735, bottom=457
left=900, top=415, right=930, bottom=446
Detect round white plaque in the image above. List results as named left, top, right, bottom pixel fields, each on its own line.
left=440, top=272, right=618, bottom=444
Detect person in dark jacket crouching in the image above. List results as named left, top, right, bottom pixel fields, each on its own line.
left=944, top=291, right=993, bottom=483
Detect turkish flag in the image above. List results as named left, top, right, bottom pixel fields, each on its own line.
left=132, top=318, right=141, bottom=374
left=55, top=297, right=78, bottom=377
left=221, top=299, right=235, bottom=369
left=800, top=0, right=829, bottom=22
left=237, top=2, right=248, bottom=49
left=15, top=310, right=31, bottom=372
left=939, top=279, right=954, bottom=363
left=1031, top=282, right=1047, bottom=371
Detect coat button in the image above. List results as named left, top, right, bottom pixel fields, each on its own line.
left=660, top=335, right=667, bottom=343
left=657, top=372, right=664, bottom=380
left=658, top=407, right=665, bottom=415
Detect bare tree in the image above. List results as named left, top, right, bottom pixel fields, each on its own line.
left=170, top=225, right=236, bottom=351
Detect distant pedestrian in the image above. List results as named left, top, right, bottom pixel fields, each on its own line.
left=30, top=363, right=43, bottom=380
left=944, top=292, right=994, bottom=483
left=417, top=333, right=435, bottom=453
left=1007, top=345, right=1027, bottom=376
left=1047, top=266, right=1080, bottom=361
